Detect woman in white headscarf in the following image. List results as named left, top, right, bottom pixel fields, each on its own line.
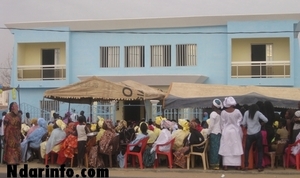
left=218, top=96, right=244, bottom=170
left=150, top=119, right=173, bottom=153
left=208, top=99, right=223, bottom=170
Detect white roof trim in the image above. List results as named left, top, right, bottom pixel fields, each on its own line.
left=6, top=14, right=300, bottom=31
left=78, top=75, right=208, bottom=86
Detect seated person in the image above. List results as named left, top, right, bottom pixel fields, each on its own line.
left=40, top=120, right=66, bottom=160
left=129, top=122, right=148, bottom=152
left=173, top=119, right=205, bottom=168
left=271, top=119, right=289, bottom=151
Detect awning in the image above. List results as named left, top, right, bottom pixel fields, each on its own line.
left=116, top=80, right=166, bottom=100
left=163, top=82, right=300, bottom=109
left=44, top=76, right=145, bottom=104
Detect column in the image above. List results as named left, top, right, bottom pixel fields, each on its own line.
left=110, top=100, right=117, bottom=124
left=150, top=100, right=160, bottom=122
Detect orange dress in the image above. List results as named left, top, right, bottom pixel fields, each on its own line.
left=3, top=112, right=22, bottom=164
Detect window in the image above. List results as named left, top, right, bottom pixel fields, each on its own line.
left=40, top=100, right=59, bottom=119
left=176, top=44, right=197, bottom=66
left=100, top=46, right=120, bottom=68
left=124, top=46, right=145, bottom=67
left=151, top=45, right=171, bottom=67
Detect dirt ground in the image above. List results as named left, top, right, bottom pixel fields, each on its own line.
left=1, top=162, right=299, bottom=178
left=108, top=168, right=299, bottom=178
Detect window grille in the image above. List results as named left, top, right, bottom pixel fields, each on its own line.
left=124, top=46, right=145, bottom=67
left=151, top=45, right=171, bottom=67
left=176, top=44, right=197, bottom=66
left=100, top=46, right=120, bottom=68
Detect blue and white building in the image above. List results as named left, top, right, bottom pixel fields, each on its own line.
left=5, top=4, right=300, bottom=122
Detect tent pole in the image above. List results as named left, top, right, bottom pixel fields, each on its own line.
left=17, top=84, right=21, bottom=106
left=42, top=97, right=45, bottom=119
left=68, top=101, right=70, bottom=112
left=90, top=101, right=93, bottom=123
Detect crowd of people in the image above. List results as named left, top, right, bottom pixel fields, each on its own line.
left=0, top=98, right=300, bottom=172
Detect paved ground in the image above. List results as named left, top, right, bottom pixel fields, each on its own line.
left=1, top=162, right=299, bottom=178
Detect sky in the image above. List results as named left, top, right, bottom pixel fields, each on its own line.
left=1, top=0, right=300, bottom=65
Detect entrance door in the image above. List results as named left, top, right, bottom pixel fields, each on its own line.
left=251, top=45, right=266, bottom=77
left=42, top=49, right=55, bottom=80
left=123, top=100, right=143, bottom=122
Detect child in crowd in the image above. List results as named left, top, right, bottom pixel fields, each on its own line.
left=76, top=116, right=88, bottom=168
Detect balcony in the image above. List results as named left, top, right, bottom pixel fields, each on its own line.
left=231, top=61, right=290, bottom=78
left=17, top=65, right=66, bottom=81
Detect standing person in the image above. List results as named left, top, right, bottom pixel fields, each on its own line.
left=218, top=97, right=243, bottom=170
left=25, top=112, right=31, bottom=126
left=207, top=99, right=223, bottom=170
left=79, top=111, right=87, bottom=123
left=241, top=104, right=268, bottom=172
left=292, top=111, right=300, bottom=143
left=76, top=116, right=88, bottom=168
left=70, top=109, right=78, bottom=122
left=3, top=102, right=22, bottom=165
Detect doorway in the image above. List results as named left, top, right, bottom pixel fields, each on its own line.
left=42, top=49, right=55, bottom=79
left=251, top=45, right=266, bottom=77
left=123, top=100, right=144, bottom=122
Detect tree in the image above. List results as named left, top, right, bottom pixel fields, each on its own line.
left=0, top=54, right=12, bottom=86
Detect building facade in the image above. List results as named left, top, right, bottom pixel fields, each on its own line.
left=5, top=13, right=300, bottom=122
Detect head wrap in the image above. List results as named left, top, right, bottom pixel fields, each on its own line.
left=31, top=118, right=38, bottom=126
left=90, top=124, right=97, bottom=131
left=155, top=116, right=163, bottom=125
left=178, top=119, right=189, bottom=131
left=223, top=96, right=237, bottom=108
left=115, top=120, right=127, bottom=132
left=22, top=123, right=30, bottom=133
left=47, top=125, right=54, bottom=135
left=206, top=118, right=210, bottom=127
left=161, top=120, right=174, bottom=129
left=37, top=118, right=47, bottom=129
left=56, top=119, right=66, bottom=130
left=104, top=119, right=115, bottom=132
left=213, top=99, right=223, bottom=109
left=203, top=112, right=209, bottom=121
left=273, top=121, right=279, bottom=128
left=189, top=119, right=198, bottom=130
left=295, top=110, right=300, bottom=117
left=97, top=116, right=105, bottom=128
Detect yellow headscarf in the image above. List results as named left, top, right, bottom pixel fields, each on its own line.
left=30, top=118, right=38, bottom=126
left=97, top=116, right=104, bottom=128
left=178, top=119, right=189, bottom=131
left=47, top=125, right=54, bottom=135
left=155, top=116, right=167, bottom=126
left=56, top=119, right=66, bottom=130
left=90, top=124, right=97, bottom=131
left=115, top=120, right=127, bottom=132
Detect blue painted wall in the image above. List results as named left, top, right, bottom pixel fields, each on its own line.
left=9, top=20, right=300, bottom=112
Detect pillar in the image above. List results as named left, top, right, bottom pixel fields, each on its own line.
left=150, top=100, right=160, bottom=121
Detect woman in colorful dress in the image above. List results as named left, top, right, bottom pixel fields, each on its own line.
left=207, top=99, right=223, bottom=170
left=173, top=119, right=205, bottom=168
left=3, top=102, right=22, bottom=165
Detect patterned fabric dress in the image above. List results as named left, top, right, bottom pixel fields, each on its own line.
left=3, top=112, right=22, bottom=164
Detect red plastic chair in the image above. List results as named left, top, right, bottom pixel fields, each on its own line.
left=154, top=138, right=175, bottom=169
left=285, top=139, right=300, bottom=169
left=296, top=154, right=300, bottom=170
left=124, top=137, right=149, bottom=169
left=45, top=151, right=58, bottom=165
left=44, top=140, right=65, bottom=165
